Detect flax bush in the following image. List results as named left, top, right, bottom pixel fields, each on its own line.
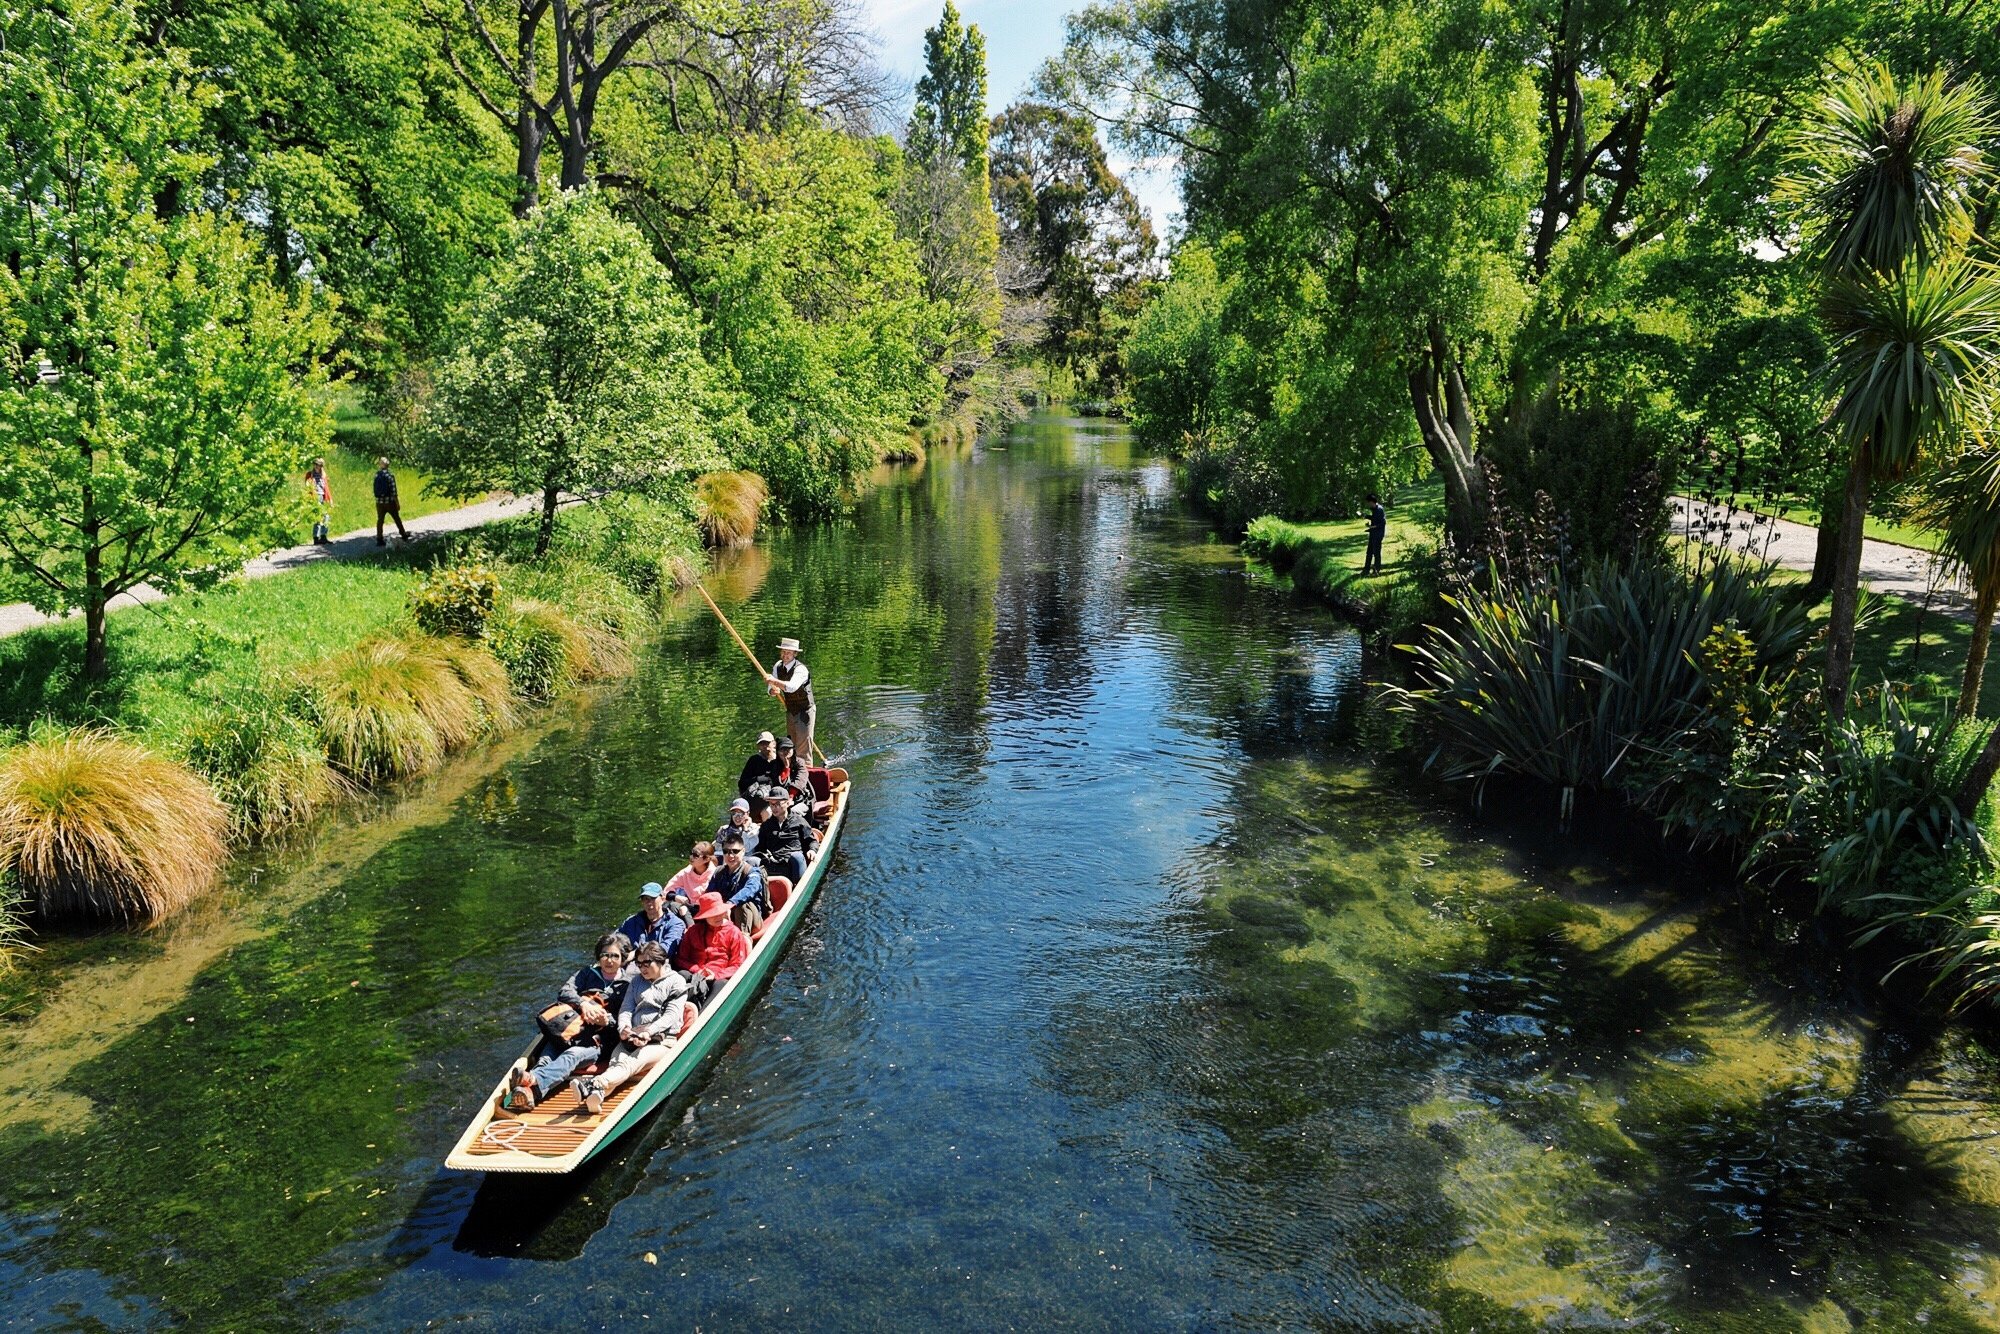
left=1386, top=557, right=1813, bottom=814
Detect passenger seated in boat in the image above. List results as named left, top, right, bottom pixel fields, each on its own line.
left=575, top=942, right=692, bottom=1116
left=737, top=731, right=783, bottom=817
left=665, top=841, right=717, bottom=899
left=755, top=788, right=819, bottom=888
left=617, top=881, right=686, bottom=962
left=771, top=738, right=814, bottom=804
left=708, top=835, right=767, bottom=934
left=677, top=891, right=750, bottom=1007
left=715, top=797, right=760, bottom=858
left=504, top=933, right=632, bottom=1113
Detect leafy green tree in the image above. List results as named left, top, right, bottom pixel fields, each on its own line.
left=1051, top=0, right=1863, bottom=537
left=0, top=0, right=333, bottom=682
left=417, top=191, right=729, bottom=555
left=1781, top=63, right=2000, bottom=718
left=149, top=0, right=512, bottom=370
left=989, top=100, right=1157, bottom=388
left=909, top=2, right=991, bottom=179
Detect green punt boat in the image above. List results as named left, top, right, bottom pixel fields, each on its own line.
left=445, top=770, right=852, bottom=1174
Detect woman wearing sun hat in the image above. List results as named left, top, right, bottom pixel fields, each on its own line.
left=676, top=891, right=750, bottom=1007
left=764, top=637, right=814, bottom=760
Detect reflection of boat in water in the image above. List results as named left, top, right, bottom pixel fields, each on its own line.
left=444, top=769, right=852, bottom=1175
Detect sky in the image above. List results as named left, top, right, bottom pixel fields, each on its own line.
left=860, top=0, right=1183, bottom=235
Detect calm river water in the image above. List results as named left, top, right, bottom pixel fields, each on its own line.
left=4, top=413, right=2000, bottom=1330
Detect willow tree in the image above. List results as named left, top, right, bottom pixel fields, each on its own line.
left=416, top=191, right=728, bottom=555
left=1048, top=0, right=1863, bottom=542
left=0, top=0, right=331, bottom=682
left=1781, top=63, right=2000, bottom=718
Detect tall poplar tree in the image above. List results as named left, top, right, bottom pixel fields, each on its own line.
left=896, top=1, right=1001, bottom=380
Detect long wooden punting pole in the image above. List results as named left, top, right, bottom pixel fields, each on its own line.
left=693, top=581, right=829, bottom=766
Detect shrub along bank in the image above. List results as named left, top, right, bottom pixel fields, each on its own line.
left=1383, top=546, right=2000, bottom=1014
left=0, top=498, right=699, bottom=949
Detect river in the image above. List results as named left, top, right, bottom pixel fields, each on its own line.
left=3, top=412, right=2000, bottom=1330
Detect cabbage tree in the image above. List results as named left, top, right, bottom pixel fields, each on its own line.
left=1781, top=62, right=1999, bottom=718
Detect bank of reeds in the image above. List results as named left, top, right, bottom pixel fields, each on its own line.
left=0, top=507, right=697, bottom=945
left=0, top=729, right=229, bottom=921
left=183, top=700, right=349, bottom=841
left=300, top=633, right=514, bottom=782
left=696, top=471, right=767, bottom=548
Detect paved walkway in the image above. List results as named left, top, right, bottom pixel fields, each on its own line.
left=1672, top=496, right=1975, bottom=620
left=0, top=494, right=543, bottom=639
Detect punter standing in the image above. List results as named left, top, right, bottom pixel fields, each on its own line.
left=765, top=637, right=814, bottom=759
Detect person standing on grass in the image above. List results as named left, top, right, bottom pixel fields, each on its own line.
left=1362, top=493, right=1387, bottom=576
left=374, top=456, right=411, bottom=546
left=765, top=637, right=814, bottom=758
left=306, top=457, right=334, bottom=545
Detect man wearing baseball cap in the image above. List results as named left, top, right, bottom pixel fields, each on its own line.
left=764, top=637, right=815, bottom=760
left=616, top=881, right=685, bottom=963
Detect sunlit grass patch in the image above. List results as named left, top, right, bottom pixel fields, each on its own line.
left=0, top=728, right=228, bottom=921
left=695, top=470, right=768, bottom=548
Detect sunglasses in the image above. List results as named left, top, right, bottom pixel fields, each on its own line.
left=723, top=847, right=744, bottom=855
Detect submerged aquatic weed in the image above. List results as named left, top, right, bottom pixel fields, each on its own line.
left=0, top=728, right=228, bottom=920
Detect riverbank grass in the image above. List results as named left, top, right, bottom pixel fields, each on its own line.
left=0, top=729, right=229, bottom=920
left=1241, top=479, right=1443, bottom=630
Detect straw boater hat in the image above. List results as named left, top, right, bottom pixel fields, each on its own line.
left=776, top=638, right=801, bottom=653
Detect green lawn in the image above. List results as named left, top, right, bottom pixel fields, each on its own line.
left=0, top=553, right=427, bottom=747
left=1286, top=478, right=1445, bottom=571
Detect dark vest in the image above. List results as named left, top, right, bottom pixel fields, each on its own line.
left=774, top=656, right=813, bottom=715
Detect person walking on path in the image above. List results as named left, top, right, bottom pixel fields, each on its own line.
left=306, top=457, right=334, bottom=545
left=1362, top=494, right=1387, bottom=576
left=765, top=637, right=815, bottom=758
left=374, top=456, right=411, bottom=546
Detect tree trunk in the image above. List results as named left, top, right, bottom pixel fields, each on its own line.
left=1822, top=448, right=1871, bottom=722
left=535, top=482, right=560, bottom=557
left=513, top=11, right=543, bottom=217
left=1964, top=581, right=2000, bottom=717
left=1804, top=475, right=1843, bottom=600
left=559, top=128, right=590, bottom=192
left=1407, top=325, right=1488, bottom=549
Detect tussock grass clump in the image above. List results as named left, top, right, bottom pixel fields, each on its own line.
left=0, top=863, right=31, bottom=972
left=182, top=701, right=347, bottom=842
left=299, top=633, right=514, bottom=783
left=491, top=599, right=631, bottom=700
left=695, top=471, right=767, bottom=548
left=0, top=729, right=229, bottom=921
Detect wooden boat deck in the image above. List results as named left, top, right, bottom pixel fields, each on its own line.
left=445, top=772, right=849, bottom=1174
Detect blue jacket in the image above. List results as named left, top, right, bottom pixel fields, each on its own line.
left=618, top=908, right=686, bottom=962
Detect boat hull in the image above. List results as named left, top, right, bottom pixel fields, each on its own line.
left=445, top=775, right=850, bottom=1173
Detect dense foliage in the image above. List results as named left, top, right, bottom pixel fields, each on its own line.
left=0, top=0, right=333, bottom=680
